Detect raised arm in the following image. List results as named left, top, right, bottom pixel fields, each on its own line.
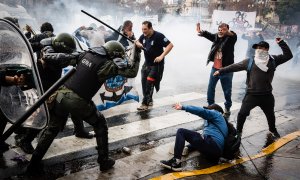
left=271, top=38, right=293, bottom=67
left=42, top=46, right=80, bottom=67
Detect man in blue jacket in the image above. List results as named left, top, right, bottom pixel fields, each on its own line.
left=160, top=103, right=228, bottom=171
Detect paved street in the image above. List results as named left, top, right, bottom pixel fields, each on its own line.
left=1, top=72, right=300, bottom=179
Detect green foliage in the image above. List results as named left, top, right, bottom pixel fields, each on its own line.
left=275, top=0, right=300, bottom=25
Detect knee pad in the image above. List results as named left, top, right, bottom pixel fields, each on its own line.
left=91, top=112, right=108, bottom=133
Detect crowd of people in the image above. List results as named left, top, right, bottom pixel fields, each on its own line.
left=0, top=15, right=294, bottom=175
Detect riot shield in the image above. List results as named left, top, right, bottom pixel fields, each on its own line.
left=0, top=18, right=48, bottom=129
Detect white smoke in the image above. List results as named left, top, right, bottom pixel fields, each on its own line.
left=11, top=0, right=300, bottom=91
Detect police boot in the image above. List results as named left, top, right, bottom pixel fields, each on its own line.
left=97, top=142, right=115, bottom=172
left=26, top=161, right=44, bottom=175
left=73, top=119, right=93, bottom=139
left=0, top=141, right=9, bottom=154
left=17, top=129, right=40, bottom=154
left=98, top=157, right=115, bottom=171
left=93, top=117, right=114, bottom=171
left=15, top=138, right=34, bottom=154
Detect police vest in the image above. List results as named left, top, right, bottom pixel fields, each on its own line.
left=65, top=52, right=108, bottom=101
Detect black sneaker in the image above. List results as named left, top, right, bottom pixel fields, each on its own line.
left=160, top=157, right=182, bottom=171
left=99, top=158, right=115, bottom=171
left=223, top=108, right=231, bottom=118
left=0, top=141, right=9, bottom=154
left=16, top=139, right=34, bottom=154
left=269, top=130, right=280, bottom=139
left=237, top=131, right=242, bottom=138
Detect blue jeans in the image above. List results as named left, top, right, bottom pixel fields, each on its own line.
left=207, top=67, right=233, bottom=110
left=174, top=128, right=222, bottom=161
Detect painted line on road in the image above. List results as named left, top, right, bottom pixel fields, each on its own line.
left=150, top=130, right=300, bottom=180
left=101, top=92, right=206, bottom=118
left=65, top=92, right=206, bottom=127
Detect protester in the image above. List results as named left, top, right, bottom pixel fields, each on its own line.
left=135, top=21, right=173, bottom=110
left=160, top=103, right=228, bottom=171
left=28, top=22, right=55, bottom=59
left=213, top=38, right=293, bottom=138
left=105, top=20, right=135, bottom=47
left=196, top=23, right=237, bottom=117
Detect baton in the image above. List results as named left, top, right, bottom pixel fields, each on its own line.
left=81, top=10, right=146, bottom=51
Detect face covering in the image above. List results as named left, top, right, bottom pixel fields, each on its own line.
left=254, top=49, right=269, bottom=72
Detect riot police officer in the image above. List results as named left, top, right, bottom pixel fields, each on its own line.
left=27, top=40, right=141, bottom=173
left=15, top=33, right=93, bottom=154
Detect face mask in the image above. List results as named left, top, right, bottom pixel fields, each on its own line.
left=254, top=49, right=269, bottom=60
left=254, top=49, right=269, bottom=72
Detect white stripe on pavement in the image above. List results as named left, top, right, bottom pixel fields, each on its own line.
left=101, top=92, right=206, bottom=118
left=65, top=92, right=206, bottom=126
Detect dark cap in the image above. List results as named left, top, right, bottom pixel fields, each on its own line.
left=252, top=41, right=269, bottom=49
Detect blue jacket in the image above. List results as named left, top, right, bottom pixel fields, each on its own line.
left=182, top=105, right=228, bottom=150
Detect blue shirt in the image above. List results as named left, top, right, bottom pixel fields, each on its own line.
left=138, top=31, right=170, bottom=66
left=182, top=105, right=228, bottom=150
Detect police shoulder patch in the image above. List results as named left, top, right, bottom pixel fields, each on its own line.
left=163, top=37, right=168, bottom=42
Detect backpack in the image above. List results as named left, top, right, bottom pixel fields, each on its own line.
left=222, top=122, right=241, bottom=160
left=211, top=120, right=241, bottom=160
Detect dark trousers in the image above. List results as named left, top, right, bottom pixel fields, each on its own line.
left=207, top=68, right=233, bottom=110
left=174, top=128, right=222, bottom=161
left=237, top=93, right=276, bottom=133
left=29, top=90, right=109, bottom=165
left=141, top=64, right=158, bottom=105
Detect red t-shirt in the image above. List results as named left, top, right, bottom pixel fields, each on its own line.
left=213, top=50, right=222, bottom=69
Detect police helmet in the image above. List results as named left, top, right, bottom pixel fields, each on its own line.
left=103, top=41, right=125, bottom=59
left=52, top=33, right=76, bottom=53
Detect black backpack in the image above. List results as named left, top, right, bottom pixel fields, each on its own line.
left=211, top=120, right=241, bottom=160
left=222, top=122, right=241, bottom=160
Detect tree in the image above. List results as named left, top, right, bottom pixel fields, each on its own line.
left=275, top=0, right=300, bottom=25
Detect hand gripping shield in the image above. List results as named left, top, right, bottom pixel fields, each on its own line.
left=0, top=19, right=49, bottom=129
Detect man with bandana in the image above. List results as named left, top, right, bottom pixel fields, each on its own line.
left=213, top=38, right=293, bottom=138
left=135, top=21, right=173, bottom=111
